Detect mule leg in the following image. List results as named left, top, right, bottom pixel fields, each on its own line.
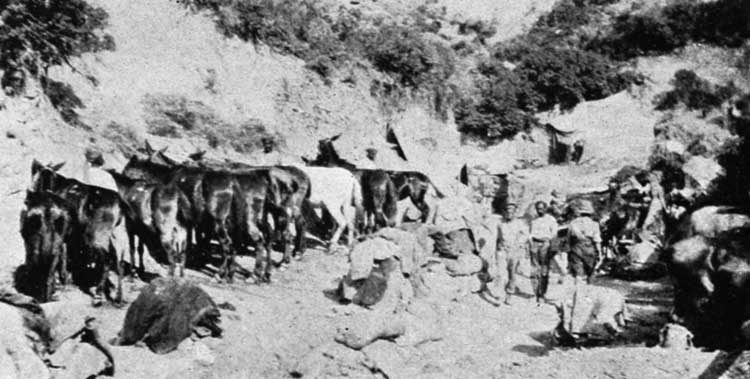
left=59, top=243, right=68, bottom=286
left=215, top=220, right=233, bottom=282
left=166, top=241, right=176, bottom=277
left=127, top=231, right=136, bottom=279
left=113, top=242, right=124, bottom=304
left=179, top=238, right=186, bottom=278
left=293, top=214, right=307, bottom=259
left=328, top=207, right=347, bottom=249
left=343, top=205, right=355, bottom=247
left=46, top=252, right=60, bottom=302
left=137, top=239, right=145, bottom=276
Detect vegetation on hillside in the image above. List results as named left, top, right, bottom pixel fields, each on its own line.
left=655, top=70, right=739, bottom=113
left=710, top=93, right=750, bottom=206
left=0, top=0, right=114, bottom=124
left=456, top=0, right=641, bottom=143
left=589, top=0, right=750, bottom=60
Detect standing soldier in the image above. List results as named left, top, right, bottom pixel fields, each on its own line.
left=530, top=201, right=559, bottom=304
left=496, top=202, right=530, bottom=305
left=567, top=199, right=603, bottom=285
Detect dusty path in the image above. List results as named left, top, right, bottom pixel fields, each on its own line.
left=15, top=243, right=717, bottom=379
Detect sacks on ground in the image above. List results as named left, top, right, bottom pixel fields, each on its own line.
left=431, top=229, right=475, bottom=258
left=349, top=238, right=398, bottom=281
left=352, top=258, right=413, bottom=313
left=555, top=285, right=627, bottom=344
left=375, top=227, right=430, bottom=275
left=117, top=278, right=222, bottom=354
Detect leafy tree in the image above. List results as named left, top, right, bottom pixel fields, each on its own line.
left=0, top=0, right=114, bottom=82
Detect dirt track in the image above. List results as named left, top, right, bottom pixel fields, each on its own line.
left=6, top=240, right=716, bottom=379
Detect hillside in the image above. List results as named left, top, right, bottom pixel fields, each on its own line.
left=2, top=0, right=749, bottom=377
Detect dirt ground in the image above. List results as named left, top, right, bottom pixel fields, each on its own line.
left=1, top=233, right=721, bottom=379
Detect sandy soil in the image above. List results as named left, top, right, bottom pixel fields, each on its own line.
left=2, top=238, right=717, bottom=379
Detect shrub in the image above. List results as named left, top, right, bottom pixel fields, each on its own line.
left=454, top=64, right=538, bottom=142
left=654, top=69, right=739, bottom=112
left=533, top=0, right=591, bottom=34
left=495, top=44, right=634, bottom=112
left=0, top=0, right=114, bottom=83
left=0, top=0, right=113, bottom=126
left=589, top=7, right=694, bottom=60
left=590, top=0, right=750, bottom=60
left=40, top=77, right=85, bottom=126
left=361, top=24, right=454, bottom=88
left=648, top=148, right=685, bottom=192
left=457, top=19, right=497, bottom=44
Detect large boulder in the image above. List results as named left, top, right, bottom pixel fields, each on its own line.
left=445, top=253, right=483, bottom=276
left=375, top=227, right=431, bottom=275
left=411, top=261, right=481, bottom=301
left=116, top=278, right=222, bottom=354
left=431, top=228, right=476, bottom=258
left=348, top=237, right=398, bottom=281
left=335, top=311, right=406, bottom=350
left=48, top=340, right=109, bottom=379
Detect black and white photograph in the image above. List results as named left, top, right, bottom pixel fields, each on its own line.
left=2, top=0, right=750, bottom=377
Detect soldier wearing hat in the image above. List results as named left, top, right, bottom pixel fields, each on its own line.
left=496, top=201, right=530, bottom=305
left=567, top=199, right=602, bottom=284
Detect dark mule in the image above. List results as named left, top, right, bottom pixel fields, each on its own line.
left=387, top=170, right=443, bottom=223
left=122, top=153, right=276, bottom=282
left=20, top=191, right=74, bottom=302
left=122, top=154, right=208, bottom=265
left=107, top=170, right=191, bottom=277
left=30, top=160, right=129, bottom=304
left=187, top=152, right=311, bottom=265
left=356, top=169, right=398, bottom=234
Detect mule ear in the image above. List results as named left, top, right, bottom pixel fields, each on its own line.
left=51, top=162, right=65, bottom=171
left=144, top=140, right=155, bottom=155
left=31, top=159, right=44, bottom=175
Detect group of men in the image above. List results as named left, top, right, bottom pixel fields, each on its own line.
left=492, top=196, right=603, bottom=306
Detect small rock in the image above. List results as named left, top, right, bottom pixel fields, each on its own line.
left=217, top=301, right=236, bottom=311
left=445, top=254, right=483, bottom=276
left=191, top=341, right=215, bottom=366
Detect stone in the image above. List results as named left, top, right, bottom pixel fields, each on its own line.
left=445, top=253, right=483, bottom=276
left=335, top=311, right=406, bottom=350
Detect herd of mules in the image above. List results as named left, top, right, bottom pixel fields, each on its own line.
left=19, top=142, right=443, bottom=304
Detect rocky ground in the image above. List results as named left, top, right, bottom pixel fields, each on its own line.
left=1, top=240, right=719, bottom=379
